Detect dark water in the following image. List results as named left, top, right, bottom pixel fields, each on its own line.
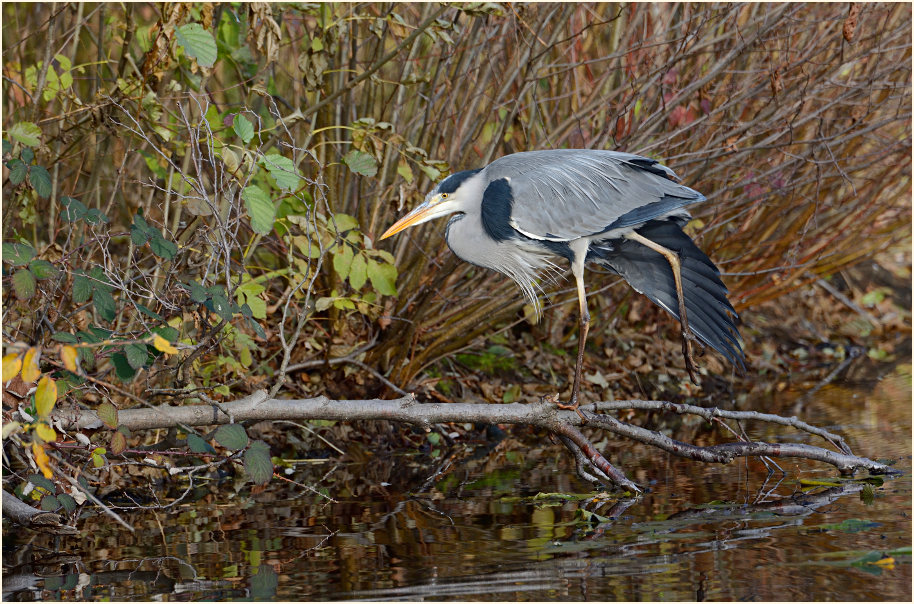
left=3, top=362, right=911, bottom=601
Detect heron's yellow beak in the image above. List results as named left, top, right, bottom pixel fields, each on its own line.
left=379, top=194, right=455, bottom=240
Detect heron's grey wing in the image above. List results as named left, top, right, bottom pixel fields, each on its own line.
left=483, top=150, right=704, bottom=241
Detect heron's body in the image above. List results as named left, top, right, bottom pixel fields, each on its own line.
left=381, top=149, right=744, bottom=409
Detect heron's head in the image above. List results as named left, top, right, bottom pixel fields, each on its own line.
left=379, top=169, right=482, bottom=240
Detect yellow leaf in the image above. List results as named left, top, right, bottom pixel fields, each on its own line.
left=35, top=375, right=57, bottom=418
left=31, top=441, right=53, bottom=479
left=874, top=557, right=895, bottom=568
left=21, top=347, right=41, bottom=383
left=34, top=423, right=57, bottom=443
left=60, top=345, right=79, bottom=372
left=153, top=334, right=178, bottom=354
left=2, top=353, right=22, bottom=381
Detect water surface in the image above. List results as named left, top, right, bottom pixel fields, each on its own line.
left=3, top=361, right=910, bottom=601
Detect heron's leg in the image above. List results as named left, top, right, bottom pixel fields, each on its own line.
left=556, top=267, right=590, bottom=422
left=626, top=231, right=703, bottom=385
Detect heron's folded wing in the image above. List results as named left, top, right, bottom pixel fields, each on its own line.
left=483, top=150, right=705, bottom=242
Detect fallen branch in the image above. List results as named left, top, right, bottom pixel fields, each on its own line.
left=2, top=490, right=78, bottom=534
left=52, top=391, right=897, bottom=489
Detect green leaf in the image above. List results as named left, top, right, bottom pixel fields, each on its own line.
left=214, top=424, right=249, bottom=450
left=349, top=253, right=367, bottom=290
left=397, top=158, right=414, bottom=183
left=242, top=185, right=276, bottom=235
left=76, top=342, right=94, bottom=369
left=209, top=293, right=234, bottom=321
left=417, top=162, right=441, bottom=181
left=244, top=440, right=273, bottom=485
left=110, top=354, right=136, bottom=382
left=20, top=147, right=34, bottom=164
left=131, top=214, right=152, bottom=245
left=85, top=208, right=109, bottom=224
left=93, top=289, right=116, bottom=322
left=330, top=213, right=360, bottom=233
left=187, top=433, right=216, bottom=454
left=176, top=23, right=218, bottom=68
left=28, top=474, right=55, bottom=492
left=51, top=332, right=78, bottom=343
left=29, top=165, right=51, bottom=198
left=315, top=297, right=333, bottom=312
left=124, top=343, right=148, bottom=370
left=333, top=297, right=355, bottom=310
left=40, top=494, right=60, bottom=511
left=139, top=149, right=168, bottom=179
left=136, top=303, right=164, bottom=321
left=87, top=325, right=112, bottom=339
left=72, top=272, right=92, bottom=303
left=246, top=316, right=266, bottom=339
left=342, top=149, right=378, bottom=177
left=151, top=325, right=180, bottom=342
left=187, top=281, right=209, bottom=303
left=260, top=153, right=301, bottom=190
left=367, top=258, right=397, bottom=296
left=8, top=122, right=41, bottom=146
left=28, top=259, right=58, bottom=279
left=12, top=268, right=36, bottom=300
left=96, top=402, right=118, bottom=430
left=2, top=242, right=36, bottom=266
left=237, top=276, right=266, bottom=296
left=233, top=114, right=254, bottom=143
left=245, top=296, right=266, bottom=320
left=87, top=267, right=113, bottom=292
left=57, top=493, right=77, bottom=513
left=60, top=196, right=88, bottom=222
left=135, top=214, right=158, bottom=235
left=333, top=245, right=354, bottom=280
left=7, top=159, right=27, bottom=184
left=149, top=233, right=178, bottom=259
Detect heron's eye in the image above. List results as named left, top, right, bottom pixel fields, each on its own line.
left=441, top=193, right=449, bottom=199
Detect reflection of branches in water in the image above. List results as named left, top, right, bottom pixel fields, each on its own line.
left=341, top=483, right=874, bottom=601
left=3, top=555, right=208, bottom=602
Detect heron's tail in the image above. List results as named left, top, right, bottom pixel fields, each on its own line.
left=590, top=219, right=745, bottom=371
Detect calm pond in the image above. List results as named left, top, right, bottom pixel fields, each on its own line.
left=3, top=360, right=911, bottom=601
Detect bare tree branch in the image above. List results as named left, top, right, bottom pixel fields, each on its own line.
left=53, top=391, right=896, bottom=490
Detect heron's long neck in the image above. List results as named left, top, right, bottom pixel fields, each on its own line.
left=445, top=211, right=559, bottom=317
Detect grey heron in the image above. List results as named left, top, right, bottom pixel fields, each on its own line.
left=380, top=149, right=743, bottom=415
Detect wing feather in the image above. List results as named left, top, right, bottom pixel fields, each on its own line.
left=484, top=150, right=704, bottom=241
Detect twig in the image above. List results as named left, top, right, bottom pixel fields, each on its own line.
left=587, top=400, right=853, bottom=454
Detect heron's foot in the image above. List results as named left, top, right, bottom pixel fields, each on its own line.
left=680, top=330, right=705, bottom=385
